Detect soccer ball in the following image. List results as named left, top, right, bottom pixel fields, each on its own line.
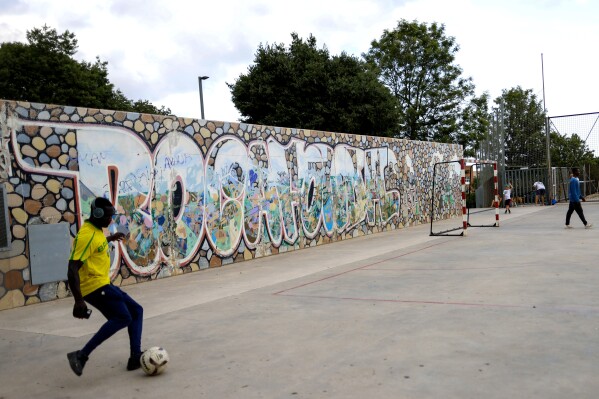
left=140, top=347, right=169, bottom=376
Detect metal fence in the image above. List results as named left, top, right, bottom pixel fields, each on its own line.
left=503, top=166, right=578, bottom=205
left=548, top=113, right=599, bottom=202
left=551, top=165, right=599, bottom=202
left=504, top=167, right=549, bottom=205
left=549, top=112, right=599, bottom=158
left=476, top=108, right=599, bottom=204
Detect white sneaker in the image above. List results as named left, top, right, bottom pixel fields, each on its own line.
left=565, top=225, right=573, bottom=229
left=585, top=224, right=593, bottom=229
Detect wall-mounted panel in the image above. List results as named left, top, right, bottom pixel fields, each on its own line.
left=28, top=222, right=70, bottom=285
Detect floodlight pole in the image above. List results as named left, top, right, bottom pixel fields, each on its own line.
left=541, top=54, right=552, bottom=204
left=198, top=76, right=209, bottom=120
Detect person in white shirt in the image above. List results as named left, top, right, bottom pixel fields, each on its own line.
left=503, top=184, right=512, bottom=214
left=533, top=181, right=546, bottom=205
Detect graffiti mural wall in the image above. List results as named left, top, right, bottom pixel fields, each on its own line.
left=0, top=100, right=463, bottom=310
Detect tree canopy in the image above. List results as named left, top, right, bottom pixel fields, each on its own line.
left=228, top=33, right=398, bottom=136
left=459, top=93, right=490, bottom=157
left=494, top=87, right=546, bottom=167
left=363, top=19, right=475, bottom=143
left=550, top=131, right=596, bottom=167
left=0, top=25, right=170, bottom=115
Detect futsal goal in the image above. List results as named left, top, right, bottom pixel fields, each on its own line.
left=430, top=159, right=499, bottom=236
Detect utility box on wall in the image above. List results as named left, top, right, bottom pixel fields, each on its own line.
left=28, top=223, right=71, bottom=285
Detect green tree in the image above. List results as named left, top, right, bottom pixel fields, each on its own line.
left=459, top=93, right=490, bottom=157
left=550, top=131, right=596, bottom=167
left=495, top=87, right=546, bottom=167
left=228, top=33, right=398, bottom=136
left=363, top=19, right=475, bottom=142
left=0, top=25, right=170, bottom=115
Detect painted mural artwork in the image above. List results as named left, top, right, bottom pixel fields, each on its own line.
left=0, top=100, right=462, bottom=310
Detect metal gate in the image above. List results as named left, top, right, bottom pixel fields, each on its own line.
left=505, top=166, right=598, bottom=204
left=504, top=167, right=549, bottom=205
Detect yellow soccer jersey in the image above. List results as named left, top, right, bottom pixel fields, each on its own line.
left=70, top=221, right=111, bottom=297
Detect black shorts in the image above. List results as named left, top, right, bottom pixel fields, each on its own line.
left=537, top=189, right=545, bottom=196
left=505, top=199, right=511, bottom=206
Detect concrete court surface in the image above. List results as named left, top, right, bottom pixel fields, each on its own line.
left=0, top=203, right=598, bottom=399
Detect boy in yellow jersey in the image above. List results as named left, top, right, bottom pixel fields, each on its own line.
left=67, top=197, right=144, bottom=376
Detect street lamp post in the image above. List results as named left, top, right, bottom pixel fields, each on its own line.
left=198, top=76, right=209, bottom=119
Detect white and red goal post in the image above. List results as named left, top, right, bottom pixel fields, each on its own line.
left=430, top=159, right=499, bottom=237
left=429, top=159, right=467, bottom=236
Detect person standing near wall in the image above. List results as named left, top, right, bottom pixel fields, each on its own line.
left=503, top=184, right=512, bottom=214
left=67, top=197, right=144, bottom=376
left=565, top=168, right=593, bottom=229
left=533, top=181, right=546, bottom=205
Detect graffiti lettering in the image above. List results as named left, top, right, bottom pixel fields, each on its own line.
left=73, top=130, right=401, bottom=272
left=163, top=153, right=193, bottom=169
left=10, top=121, right=460, bottom=277
left=75, top=151, right=107, bottom=167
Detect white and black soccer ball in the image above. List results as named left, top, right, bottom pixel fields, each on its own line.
left=140, top=346, right=169, bottom=376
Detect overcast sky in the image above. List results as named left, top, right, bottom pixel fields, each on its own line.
left=1, top=0, right=597, bottom=124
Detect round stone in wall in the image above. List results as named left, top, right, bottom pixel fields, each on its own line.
left=55, top=198, right=68, bottom=211
left=11, top=208, right=28, bottom=224
left=65, top=132, right=76, bottom=146
left=24, top=199, right=42, bottom=215
left=23, top=282, right=39, bottom=296
left=42, top=193, right=56, bottom=207
left=45, top=179, right=61, bottom=194
left=46, top=145, right=61, bottom=158
left=32, top=137, right=46, bottom=151
left=46, top=135, right=61, bottom=145
left=21, top=145, right=38, bottom=158
left=12, top=224, right=26, bottom=239
left=7, top=193, right=23, bottom=207
left=0, top=289, right=25, bottom=310
left=39, top=282, right=58, bottom=302
left=31, top=184, right=46, bottom=200
left=57, top=281, right=68, bottom=299
left=60, top=187, right=73, bottom=199
left=4, top=270, right=24, bottom=290
left=17, top=134, right=31, bottom=144
left=40, top=126, right=53, bottom=138
left=40, top=207, right=61, bottom=222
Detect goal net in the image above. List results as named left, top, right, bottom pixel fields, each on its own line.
left=466, top=160, right=499, bottom=228
left=430, top=159, right=499, bottom=237
left=429, top=160, right=467, bottom=236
